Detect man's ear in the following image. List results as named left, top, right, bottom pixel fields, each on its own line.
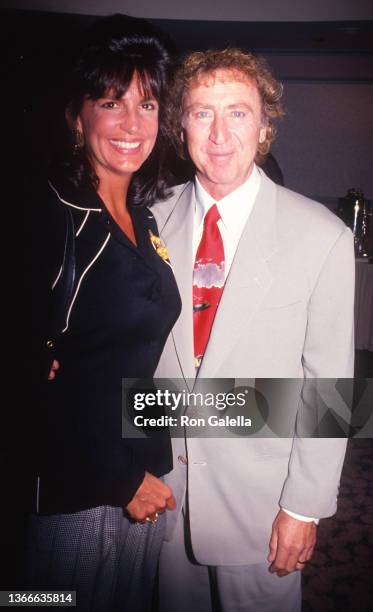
left=259, top=125, right=267, bottom=144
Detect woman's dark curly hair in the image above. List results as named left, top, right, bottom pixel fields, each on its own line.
left=61, top=14, right=172, bottom=206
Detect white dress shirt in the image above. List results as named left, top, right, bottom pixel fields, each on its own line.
left=193, top=165, right=318, bottom=525
left=193, top=165, right=260, bottom=270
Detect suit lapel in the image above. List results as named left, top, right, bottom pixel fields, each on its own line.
left=152, top=183, right=196, bottom=382
left=152, top=174, right=278, bottom=381
left=198, top=172, right=278, bottom=378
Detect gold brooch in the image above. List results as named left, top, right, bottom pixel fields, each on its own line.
left=149, top=230, right=171, bottom=266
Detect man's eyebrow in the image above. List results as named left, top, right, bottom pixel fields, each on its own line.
left=184, top=103, right=215, bottom=112
left=184, top=102, right=254, bottom=112
left=226, top=102, right=254, bottom=109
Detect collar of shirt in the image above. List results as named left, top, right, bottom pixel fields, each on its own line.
left=193, top=165, right=261, bottom=275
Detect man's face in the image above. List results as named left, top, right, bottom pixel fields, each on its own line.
left=182, top=69, right=267, bottom=200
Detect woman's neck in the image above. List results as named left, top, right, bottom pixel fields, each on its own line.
left=98, top=175, right=137, bottom=245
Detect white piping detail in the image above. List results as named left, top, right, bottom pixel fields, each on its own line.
left=76, top=210, right=90, bottom=236
left=36, top=476, right=40, bottom=514
left=51, top=265, right=63, bottom=289
left=62, top=233, right=111, bottom=332
left=48, top=180, right=102, bottom=212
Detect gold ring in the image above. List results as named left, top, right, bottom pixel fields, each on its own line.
left=145, top=512, right=159, bottom=524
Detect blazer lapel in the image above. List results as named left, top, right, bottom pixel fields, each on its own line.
left=198, top=173, right=278, bottom=378
left=152, top=183, right=196, bottom=382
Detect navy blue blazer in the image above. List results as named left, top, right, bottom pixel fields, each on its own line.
left=31, top=178, right=181, bottom=514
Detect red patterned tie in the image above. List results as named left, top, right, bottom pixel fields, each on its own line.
left=193, top=204, right=225, bottom=369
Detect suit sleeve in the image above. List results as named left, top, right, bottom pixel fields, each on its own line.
left=279, top=226, right=355, bottom=518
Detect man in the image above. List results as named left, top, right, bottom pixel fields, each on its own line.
left=151, top=49, right=354, bottom=611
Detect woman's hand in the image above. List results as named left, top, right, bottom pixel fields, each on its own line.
left=126, top=472, right=176, bottom=522
left=48, top=360, right=60, bottom=380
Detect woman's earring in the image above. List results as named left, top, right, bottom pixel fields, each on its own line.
left=73, top=130, right=84, bottom=154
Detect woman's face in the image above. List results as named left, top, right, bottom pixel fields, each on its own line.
left=76, top=72, right=159, bottom=184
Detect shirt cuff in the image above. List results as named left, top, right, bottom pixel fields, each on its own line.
left=282, top=508, right=320, bottom=525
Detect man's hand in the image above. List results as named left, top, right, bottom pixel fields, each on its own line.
left=268, top=509, right=317, bottom=577
left=125, top=472, right=176, bottom=522
left=48, top=359, right=60, bottom=380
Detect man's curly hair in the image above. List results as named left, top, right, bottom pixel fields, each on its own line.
left=167, top=48, right=284, bottom=165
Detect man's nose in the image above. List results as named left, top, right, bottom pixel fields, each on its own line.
left=209, top=114, right=228, bottom=144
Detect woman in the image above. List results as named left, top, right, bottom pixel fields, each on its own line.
left=29, top=15, right=180, bottom=611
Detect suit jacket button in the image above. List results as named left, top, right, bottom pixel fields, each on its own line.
left=178, top=455, right=188, bottom=465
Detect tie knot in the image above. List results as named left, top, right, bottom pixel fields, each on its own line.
left=204, top=204, right=220, bottom=228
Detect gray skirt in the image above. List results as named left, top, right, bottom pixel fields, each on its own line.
left=26, top=505, right=165, bottom=612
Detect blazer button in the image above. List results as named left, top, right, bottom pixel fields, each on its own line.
left=178, top=455, right=188, bottom=465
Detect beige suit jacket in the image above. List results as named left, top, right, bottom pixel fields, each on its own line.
left=152, top=170, right=355, bottom=565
